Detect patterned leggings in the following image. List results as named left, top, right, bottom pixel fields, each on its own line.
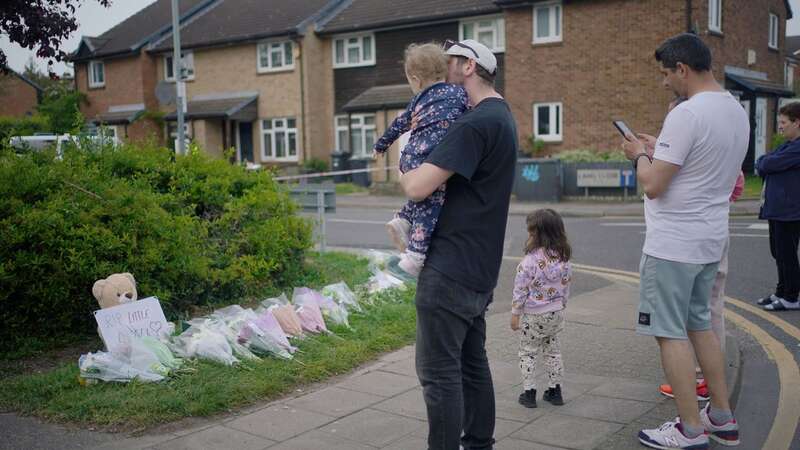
left=518, top=311, right=565, bottom=391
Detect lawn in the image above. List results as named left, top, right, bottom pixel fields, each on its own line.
left=743, top=175, right=763, bottom=199
left=0, top=252, right=417, bottom=430
left=335, top=182, right=368, bottom=195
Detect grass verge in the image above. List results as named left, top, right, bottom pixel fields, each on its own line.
left=335, top=182, right=368, bottom=195
left=0, top=251, right=417, bottom=430
left=743, top=175, right=762, bottom=199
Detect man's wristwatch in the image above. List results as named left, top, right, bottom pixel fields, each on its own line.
left=632, top=153, right=652, bottom=170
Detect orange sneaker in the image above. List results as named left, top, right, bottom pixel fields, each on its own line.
left=658, top=379, right=709, bottom=401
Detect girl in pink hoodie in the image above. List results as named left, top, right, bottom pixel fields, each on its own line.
left=511, top=209, right=572, bottom=408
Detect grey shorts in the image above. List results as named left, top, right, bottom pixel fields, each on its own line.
left=636, top=254, right=719, bottom=339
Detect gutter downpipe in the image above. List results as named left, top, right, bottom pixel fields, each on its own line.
left=686, top=0, right=693, bottom=33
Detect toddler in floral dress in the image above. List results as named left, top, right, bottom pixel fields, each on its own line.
left=373, top=43, right=468, bottom=277
left=511, top=209, right=572, bottom=408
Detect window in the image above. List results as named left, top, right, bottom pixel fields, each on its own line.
left=786, top=61, right=796, bottom=89
left=332, top=34, right=375, bottom=68
left=88, top=61, right=105, bottom=88
left=708, top=0, right=722, bottom=32
left=334, top=115, right=350, bottom=151
left=769, top=13, right=779, bottom=50
left=334, top=114, right=376, bottom=158
left=533, top=102, right=562, bottom=142
left=533, top=2, right=562, bottom=44
left=460, top=16, right=505, bottom=52
left=261, top=117, right=298, bottom=161
left=257, top=40, right=294, bottom=72
left=165, top=51, right=195, bottom=81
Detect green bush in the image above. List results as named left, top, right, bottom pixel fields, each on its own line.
left=0, top=115, right=49, bottom=143
left=0, top=141, right=312, bottom=350
left=303, top=157, right=329, bottom=173
left=771, top=133, right=786, bottom=150
left=555, top=149, right=629, bottom=163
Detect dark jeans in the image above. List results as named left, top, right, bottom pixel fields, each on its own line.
left=415, top=266, right=495, bottom=450
left=769, top=220, right=800, bottom=302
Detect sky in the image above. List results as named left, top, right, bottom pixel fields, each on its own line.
left=3, top=0, right=800, bottom=76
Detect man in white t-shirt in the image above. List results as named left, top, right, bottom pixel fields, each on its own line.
left=622, top=34, right=748, bottom=450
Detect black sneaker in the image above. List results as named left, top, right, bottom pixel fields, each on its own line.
left=543, top=385, right=564, bottom=405
left=518, top=389, right=537, bottom=408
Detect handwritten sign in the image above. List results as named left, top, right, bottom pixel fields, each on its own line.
left=94, top=297, right=169, bottom=353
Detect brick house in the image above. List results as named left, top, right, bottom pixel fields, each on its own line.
left=497, top=0, right=794, bottom=174
left=0, top=69, right=43, bottom=117
left=315, top=0, right=504, bottom=183
left=71, top=0, right=215, bottom=143
left=146, top=0, right=342, bottom=165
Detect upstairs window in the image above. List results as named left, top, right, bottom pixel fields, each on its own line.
left=460, top=16, right=505, bottom=52
left=533, top=2, right=562, bottom=44
left=88, top=60, right=105, bottom=88
left=165, top=51, right=195, bottom=81
left=769, top=13, right=779, bottom=50
left=258, top=40, right=294, bottom=73
left=708, top=0, right=722, bottom=33
left=333, top=34, right=375, bottom=68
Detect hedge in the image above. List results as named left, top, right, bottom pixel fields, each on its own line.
left=0, top=141, right=312, bottom=352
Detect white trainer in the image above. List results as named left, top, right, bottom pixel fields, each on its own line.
left=385, top=218, right=411, bottom=252
left=638, top=419, right=709, bottom=450
left=700, top=403, right=740, bottom=446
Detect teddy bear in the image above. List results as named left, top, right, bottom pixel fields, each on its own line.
left=92, top=273, right=138, bottom=309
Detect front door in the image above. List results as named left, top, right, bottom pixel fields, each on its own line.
left=754, top=97, right=767, bottom=174
left=238, top=122, right=254, bottom=163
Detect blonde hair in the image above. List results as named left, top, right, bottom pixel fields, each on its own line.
left=404, top=43, right=448, bottom=86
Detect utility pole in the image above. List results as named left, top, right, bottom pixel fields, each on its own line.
left=171, top=0, right=186, bottom=155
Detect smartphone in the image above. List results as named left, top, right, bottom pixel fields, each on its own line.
left=613, top=120, right=634, bottom=140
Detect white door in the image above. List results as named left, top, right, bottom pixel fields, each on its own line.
left=754, top=98, right=767, bottom=174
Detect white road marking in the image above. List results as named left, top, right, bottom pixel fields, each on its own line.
left=748, top=223, right=769, bottom=230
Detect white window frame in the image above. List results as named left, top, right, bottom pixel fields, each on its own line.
left=532, top=1, right=563, bottom=45
left=769, top=13, right=779, bottom=50
left=164, top=51, right=195, bottom=82
left=260, top=117, right=298, bottom=162
left=88, top=60, right=105, bottom=88
left=459, top=15, right=505, bottom=53
left=346, top=113, right=378, bottom=159
left=785, top=61, right=796, bottom=89
left=334, top=115, right=350, bottom=151
left=708, top=0, right=722, bottom=33
left=332, top=33, right=376, bottom=68
left=257, top=40, right=295, bottom=73
left=533, top=102, right=563, bottom=142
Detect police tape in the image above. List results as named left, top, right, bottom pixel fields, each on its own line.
left=274, top=165, right=400, bottom=181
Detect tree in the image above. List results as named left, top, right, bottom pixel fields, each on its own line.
left=37, top=86, right=86, bottom=134
left=1, top=0, right=111, bottom=76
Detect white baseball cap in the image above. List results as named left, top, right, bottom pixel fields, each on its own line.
left=444, top=39, right=497, bottom=75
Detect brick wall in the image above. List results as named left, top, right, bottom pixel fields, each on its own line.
left=157, top=43, right=303, bottom=164
left=700, top=0, right=791, bottom=155
left=0, top=74, right=39, bottom=117
left=75, top=52, right=161, bottom=143
left=504, top=0, right=686, bottom=155
left=301, top=26, right=336, bottom=163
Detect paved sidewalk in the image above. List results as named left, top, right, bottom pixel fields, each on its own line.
left=336, top=193, right=762, bottom=217
left=76, top=268, right=738, bottom=450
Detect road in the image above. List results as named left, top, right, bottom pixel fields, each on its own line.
left=316, top=205, right=800, bottom=449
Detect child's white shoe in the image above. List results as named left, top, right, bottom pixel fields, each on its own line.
left=386, top=218, right=411, bottom=252
left=398, top=251, right=425, bottom=278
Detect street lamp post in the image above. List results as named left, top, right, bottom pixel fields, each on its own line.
left=171, top=0, right=186, bottom=155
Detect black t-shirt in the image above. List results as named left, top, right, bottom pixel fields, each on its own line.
left=424, top=97, right=518, bottom=292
